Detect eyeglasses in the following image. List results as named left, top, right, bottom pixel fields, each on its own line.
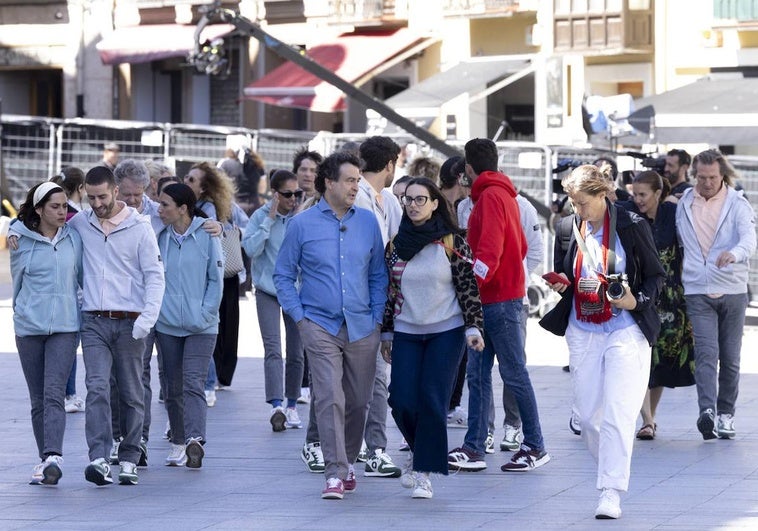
left=401, top=195, right=430, bottom=207
left=277, top=190, right=304, bottom=199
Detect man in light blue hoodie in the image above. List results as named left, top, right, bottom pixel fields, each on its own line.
left=676, top=149, right=756, bottom=441
left=70, top=166, right=165, bottom=486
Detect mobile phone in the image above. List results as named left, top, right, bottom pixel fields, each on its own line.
left=542, top=272, right=570, bottom=286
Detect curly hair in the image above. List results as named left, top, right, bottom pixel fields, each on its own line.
left=191, top=161, right=236, bottom=222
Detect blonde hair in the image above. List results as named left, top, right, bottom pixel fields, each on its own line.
left=191, top=161, right=236, bottom=222
left=562, top=164, right=613, bottom=197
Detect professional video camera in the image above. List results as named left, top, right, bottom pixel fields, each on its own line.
left=626, top=151, right=665, bottom=174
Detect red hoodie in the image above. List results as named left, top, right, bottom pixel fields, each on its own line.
left=467, top=170, right=526, bottom=304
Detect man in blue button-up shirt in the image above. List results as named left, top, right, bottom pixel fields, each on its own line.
left=274, top=151, right=388, bottom=500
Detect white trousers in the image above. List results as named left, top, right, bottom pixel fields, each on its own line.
left=566, top=323, right=650, bottom=492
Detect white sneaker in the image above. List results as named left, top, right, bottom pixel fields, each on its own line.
left=595, top=488, right=622, bottom=519
left=162, top=420, right=171, bottom=440
left=399, top=452, right=415, bottom=489
left=41, top=455, right=63, bottom=485
left=485, top=431, right=495, bottom=454
left=301, top=442, right=325, bottom=473
left=297, top=387, right=310, bottom=404
left=284, top=407, right=302, bottom=429
left=30, top=462, right=44, bottom=485
left=501, top=424, right=523, bottom=451
left=109, top=438, right=120, bottom=464
left=165, top=444, right=187, bottom=466
left=447, top=406, right=468, bottom=428
left=717, top=413, right=736, bottom=439
left=412, top=472, right=433, bottom=499
left=270, top=406, right=286, bottom=432
left=64, top=395, right=85, bottom=413
left=204, top=389, right=217, bottom=407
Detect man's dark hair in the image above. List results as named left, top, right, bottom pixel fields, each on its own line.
left=667, top=148, right=691, bottom=167
left=85, top=165, right=116, bottom=188
left=359, top=136, right=400, bottom=173
left=592, top=156, right=618, bottom=180
left=315, top=151, right=360, bottom=194
left=464, top=138, right=498, bottom=175
left=292, top=147, right=323, bottom=173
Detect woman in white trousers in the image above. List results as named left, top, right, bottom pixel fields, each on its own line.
left=540, top=165, right=665, bottom=520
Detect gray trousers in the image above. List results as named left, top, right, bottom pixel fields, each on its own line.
left=81, top=313, right=145, bottom=464
left=255, top=290, right=304, bottom=403
left=111, top=328, right=155, bottom=441
left=686, top=293, right=748, bottom=416
left=298, top=319, right=378, bottom=480
left=156, top=332, right=217, bottom=445
left=16, top=333, right=78, bottom=460
left=489, top=304, right=529, bottom=430
left=304, top=349, right=389, bottom=451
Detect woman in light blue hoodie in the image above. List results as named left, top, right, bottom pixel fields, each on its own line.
left=242, top=170, right=304, bottom=432
left=11, top=182, right=82, bottom=486
left=155, top=183, right=224, bottom=469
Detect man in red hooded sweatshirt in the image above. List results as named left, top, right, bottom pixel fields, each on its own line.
left=447, top=138, right=550, bottom=473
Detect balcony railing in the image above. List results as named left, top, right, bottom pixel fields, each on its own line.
left=442, top=0, right=523, bottom=17
left=306, top=0, right=405, bottom=26
left=714, top=0, right=758, bottom=24
left=553, top=0, right=652, bottom=53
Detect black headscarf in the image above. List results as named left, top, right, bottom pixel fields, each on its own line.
left=393, top=215, right=450, bottom=261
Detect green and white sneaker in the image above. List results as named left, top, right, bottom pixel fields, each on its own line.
left=485, top=431, right=495, bottom=454
left=301, top=442, right=325, bottom=473
left=364, top=449, right=401, bottom=478
left=356, top=440, right=369, bottom=463
left=84, top=458, right=113, bottom=486
left=500, top=424, right=523, bottom=452
left=118, top=461, right=138, bottom=485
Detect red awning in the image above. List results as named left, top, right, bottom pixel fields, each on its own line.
left=243, top=29, right=434, bottom=112
left=96, top=24, right=235, bottom=65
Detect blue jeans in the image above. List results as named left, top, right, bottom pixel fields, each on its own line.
left=16, top=333, right=78, bottom=460
left=686, top=293, right=748, bottom=416
left=80, top=313, right=146, bottom=464
left=389, top=327, right=464, bottom=474
left=157, top=332, right=217, bottom=444
left=464, top=300, right=545, bottom=454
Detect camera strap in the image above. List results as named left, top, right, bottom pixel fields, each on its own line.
left=571, top=204, right=617, bottom=275
left=571, top=204, right=617, bottom=324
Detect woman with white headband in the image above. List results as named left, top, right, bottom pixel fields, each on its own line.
left=10, top=181, right=83, bottom=486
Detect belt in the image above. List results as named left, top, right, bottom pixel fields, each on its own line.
left=86, top=310, right=141, bottom=320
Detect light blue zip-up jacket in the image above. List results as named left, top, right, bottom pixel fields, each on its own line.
left=10, top=220, right=83, bottom=336
left=68, top=206, right=165, bottom=330
left=156, top=217, right=224, bottom=337
left=241, top=202, right=293, bottom=296
left=676, top=185, right=756, bottom=295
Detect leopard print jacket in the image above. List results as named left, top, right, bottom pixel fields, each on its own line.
left=382, top=232, right=484, bottom=335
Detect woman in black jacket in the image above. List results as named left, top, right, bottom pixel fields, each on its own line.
left=540, top=165, right=664, bottom=521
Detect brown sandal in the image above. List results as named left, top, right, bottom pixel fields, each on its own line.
left=636, top=423, right=656, bottom=440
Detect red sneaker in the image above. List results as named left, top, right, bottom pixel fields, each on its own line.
left=344, top=465, right=357, bottom=493
left=321, top=477, right=344, bottom=500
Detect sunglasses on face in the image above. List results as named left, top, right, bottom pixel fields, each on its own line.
left=277, top=190, right=304, bottom=199
left=401, top=195, right=430, bottom=207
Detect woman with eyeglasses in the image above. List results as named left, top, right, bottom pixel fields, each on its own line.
left=381, top=177, right=484, bottom=499
left=242, top=170, right=305, bottom=432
